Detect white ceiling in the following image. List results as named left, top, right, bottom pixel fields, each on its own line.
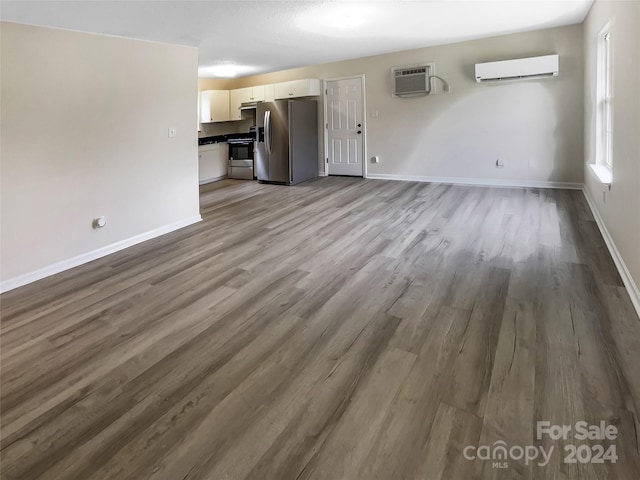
left=1, top=0, right=594, bottom=78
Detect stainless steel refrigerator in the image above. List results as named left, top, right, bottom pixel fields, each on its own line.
left=256, top=100, right=318, bottom=185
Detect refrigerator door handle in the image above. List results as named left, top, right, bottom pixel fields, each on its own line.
left=267, top=110, right=273, bottom=155
left=263, top=110, right=270, bottom=155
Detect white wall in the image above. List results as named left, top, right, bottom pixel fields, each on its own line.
left=232, top=24, right=584, bottom=186
left=1, top=22, right=201, bottom=289
left=583, top=1, right=640, bottom=302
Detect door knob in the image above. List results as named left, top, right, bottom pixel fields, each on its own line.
left=357, top=130, right=362, bottom=134
left=357, top=123, right=362, bottom=127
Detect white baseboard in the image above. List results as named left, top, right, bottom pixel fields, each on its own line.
left=582, top=188, right=640, bottom=319
left=0, top=215, right=202, bottom=293
left=199, top=175, right=227, bottom=185
left=366, top=173, right=582, bottom=190
left=318, top=170, right=328, bottom=177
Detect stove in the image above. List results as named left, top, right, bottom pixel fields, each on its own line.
left=227, top=137, right=255, bottom=145
left=227, top=133, right=256, bottom=180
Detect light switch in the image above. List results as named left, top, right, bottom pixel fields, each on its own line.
left=168, top=127, right=177, bottom=138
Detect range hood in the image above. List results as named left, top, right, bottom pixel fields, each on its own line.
left=240, top=101, right=262, bottom=110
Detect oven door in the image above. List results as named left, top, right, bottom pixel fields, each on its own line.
left=228, top=142, right=254, bottom=161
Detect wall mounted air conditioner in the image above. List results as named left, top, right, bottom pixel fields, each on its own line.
left=392, top=63, right=434, bottom=97
left=474, top=54, right=559, bottom=83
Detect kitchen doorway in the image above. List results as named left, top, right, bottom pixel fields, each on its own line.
left=324, top=75, right=366, bottom=177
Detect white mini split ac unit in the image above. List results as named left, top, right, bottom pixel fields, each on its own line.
left=392, top=64, right=433, bottom=97
left=474, top=54, right=559, bottom=83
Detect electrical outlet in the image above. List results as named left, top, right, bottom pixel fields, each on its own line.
left=496, top=158, right=505, bottom=168
left=371, top=156, right=380, bottom=164
left=93, top=216, right=107, bottom=229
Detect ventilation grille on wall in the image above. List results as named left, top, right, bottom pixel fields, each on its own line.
left=392, top=64, right=433, bottom=97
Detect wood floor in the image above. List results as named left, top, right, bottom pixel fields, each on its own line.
left=1, top=177, right=639, bottom=480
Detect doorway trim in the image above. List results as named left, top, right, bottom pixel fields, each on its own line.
left=323, top=74, right=367, bottom=178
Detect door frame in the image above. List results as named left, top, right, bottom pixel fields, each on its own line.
left=323, top=74, right=367, bottom=178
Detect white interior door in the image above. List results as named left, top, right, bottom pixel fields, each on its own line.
left=326, top=77, right=364, bottom=176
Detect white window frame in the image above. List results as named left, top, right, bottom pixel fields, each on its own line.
left=596, top=24, right=613, bottom=169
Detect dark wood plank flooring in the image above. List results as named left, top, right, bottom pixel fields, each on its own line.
left=1, top=177, right=639, bottom=479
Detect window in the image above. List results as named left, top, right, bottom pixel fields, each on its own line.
left=596, top=26, right=613, bottom=169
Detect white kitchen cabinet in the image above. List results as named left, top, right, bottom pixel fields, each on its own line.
left=200, top=90, right=230, bottom=123
left=198, top=142, right=228, bottom=184
left=263, top=84, right=275, bottom=102
left=229, top=86, right=265, bottom=120
left=234, top=85, right=265, bottom=103
left=248, top=85, right=265, bottom=102
left=274, top=79, right=321, bottom=100
left=229, top=88, right=246, bottom=121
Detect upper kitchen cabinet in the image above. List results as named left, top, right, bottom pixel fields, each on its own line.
left=274, top=79, right=321, bottom=100
left=229, top=86, right=265, bottom=120
left=200, top=90, right=230, bottom=123
left=264, top=84, right=275, bottom=102
left=229, top=89, right=244, bottom=121
left=247, top=85, right=265, bottom=102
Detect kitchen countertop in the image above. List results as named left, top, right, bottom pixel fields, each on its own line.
left=198, top=135, right=227, bottom=146
left=198, top=132, right=256, bottom=146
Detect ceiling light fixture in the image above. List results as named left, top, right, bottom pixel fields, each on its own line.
left=330, top=7, right=366, bottom=29
left=198, top=63, right=256, bottom=79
